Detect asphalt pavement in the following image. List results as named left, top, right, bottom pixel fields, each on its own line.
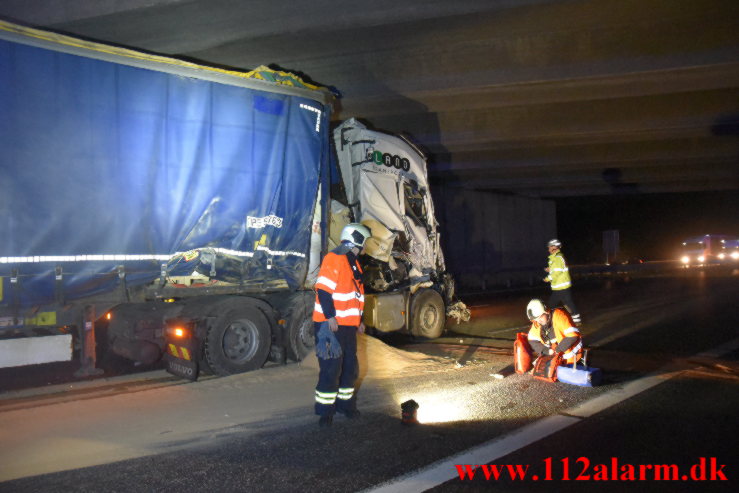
left=1, top=269, right=737, bottom=492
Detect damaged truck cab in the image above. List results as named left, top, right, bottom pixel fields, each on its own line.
left=332, top=119, right=468, bottom=339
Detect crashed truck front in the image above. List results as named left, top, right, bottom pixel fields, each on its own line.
left=330, top=119, right=469, bottom=338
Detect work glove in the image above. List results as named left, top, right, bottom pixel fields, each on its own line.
left=316, top=321, right=342, bottom=360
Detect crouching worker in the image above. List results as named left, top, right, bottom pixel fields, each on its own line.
left=514, top=298, right=584, bottom=377
left=312, top=223, right=370, bottom=427
left=526, top=298, right=583, bottom=365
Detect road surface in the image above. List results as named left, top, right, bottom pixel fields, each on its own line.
left=1, top=268, right=736, bottom=491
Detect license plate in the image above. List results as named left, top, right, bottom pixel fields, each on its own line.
left=165, top=354, right=199, bottom=381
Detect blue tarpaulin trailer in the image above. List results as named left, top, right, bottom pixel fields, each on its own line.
left=0, top=20, right=334, bottom=374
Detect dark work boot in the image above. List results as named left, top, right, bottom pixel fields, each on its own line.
left=318, top=416, right=333, bottom=428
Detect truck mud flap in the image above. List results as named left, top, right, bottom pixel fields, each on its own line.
left=165, top=353, right=199, bottom=381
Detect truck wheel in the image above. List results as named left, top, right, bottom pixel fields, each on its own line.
left=410, top=288, right=445, bottom=339
left=288, top=312, right=315, bottom=362
left=204, top=304, right=271, bottom=376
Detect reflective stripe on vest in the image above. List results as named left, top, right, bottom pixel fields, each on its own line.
left=551, top=280, right=571, bottom=289
left=314, top=304, right=362, bottom=319
left=564, top=326, right=580, bottom=336
left=316, top=276, right=337, bottom=291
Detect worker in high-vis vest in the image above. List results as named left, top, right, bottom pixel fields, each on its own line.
left=313, top=223, right=370, bottom=427
left=526, top=299, right=583, bottom=365
left=543, top=238, right=581, bottom=325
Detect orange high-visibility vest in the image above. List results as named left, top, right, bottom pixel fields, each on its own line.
left=527, top=308, right=583, bottom=364
left=313, top=251, right=364, bottom=326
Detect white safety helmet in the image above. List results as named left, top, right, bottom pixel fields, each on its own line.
left=548, top=238, right=562, bottom=248
left=526, top=299, right=548, bottom=320
left=340, top=223, right=371, bottom=248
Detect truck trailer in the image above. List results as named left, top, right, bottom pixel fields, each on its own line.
left=0, top=21, right=467, bottom=378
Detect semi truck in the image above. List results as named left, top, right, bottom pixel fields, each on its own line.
left=680, top=234, right=739, bottom=267
left=0, top=21, right=467, bottom=378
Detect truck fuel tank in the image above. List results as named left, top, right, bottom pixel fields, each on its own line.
left=363, top=292, right=406, bottom=332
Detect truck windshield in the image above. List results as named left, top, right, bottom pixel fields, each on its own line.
left=403, top=180, right=427, bottom=226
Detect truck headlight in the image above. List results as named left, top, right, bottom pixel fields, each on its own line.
left=718, top=253, right=725, bottom=260
left=681, top=256, right=690, bottom=264
left=697, top=256, right=705, bottom=263
left=731, top=251, right=739, bottom=260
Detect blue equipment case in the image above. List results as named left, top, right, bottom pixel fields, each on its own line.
left=557, top=350, right=602, bottom=387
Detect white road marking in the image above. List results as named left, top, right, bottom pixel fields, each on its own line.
left=589, top=320, right=653, bottom=347
left=367, top=415, right=580, bottom=493
left=366, top=336, right=739, bottom=493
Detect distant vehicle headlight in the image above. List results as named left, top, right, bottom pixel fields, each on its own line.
left=718, top=253, right=726, bottom=260
left=697, top=256, right=705, bottom=263
left=681, top=256, right=690, bottom=264
left=731, top=251, right=739, bottom=260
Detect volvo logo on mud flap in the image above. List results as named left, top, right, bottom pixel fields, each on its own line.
left=170, top=361, right=193, bottom=376
left=166, top=355, right=199, bottom=381
left=370, top=150, right=411, bottom=172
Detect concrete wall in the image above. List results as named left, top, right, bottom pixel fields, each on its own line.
left=433, top=188, right=556, bottom=292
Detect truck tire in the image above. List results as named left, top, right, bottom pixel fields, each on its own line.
left=204, top=303, right=271, bottom=376
left=287, top=308, right=315, bottom=362
left=410, top=288, right=445, bottom=339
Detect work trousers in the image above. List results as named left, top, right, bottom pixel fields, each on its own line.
left=549, top=288, right=581, bottom=323
left=314, top=324, right=359, bottom=416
